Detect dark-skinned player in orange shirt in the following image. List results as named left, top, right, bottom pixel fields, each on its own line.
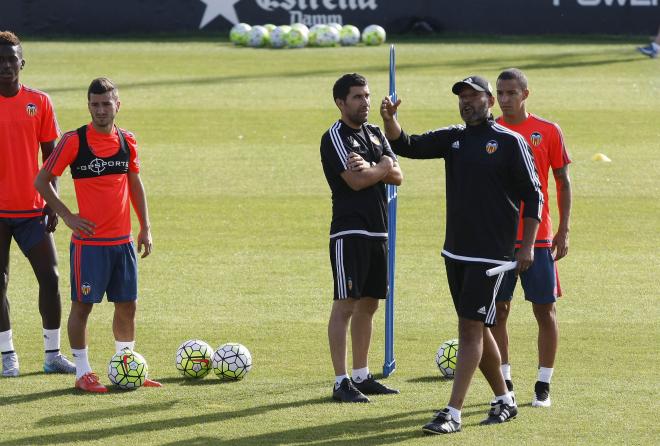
left=0, top=31, right=75, bottom=377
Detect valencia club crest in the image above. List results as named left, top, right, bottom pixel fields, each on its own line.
left=26, top=103, right=37, bottom=117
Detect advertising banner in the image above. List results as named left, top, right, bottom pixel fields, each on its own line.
left=1, top=0, right=657, bottom=35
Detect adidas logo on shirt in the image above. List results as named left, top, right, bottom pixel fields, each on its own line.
left=477, top=306, right=487, bottom=315
left=451, top=141, right=460, bottom=149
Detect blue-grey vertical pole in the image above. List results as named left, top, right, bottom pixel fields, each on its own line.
left=383, top=44, right=397, bottom=378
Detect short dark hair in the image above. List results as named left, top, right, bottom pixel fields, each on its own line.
left=87, top=77, right=118, bottom=100
left=497, top=68, right=528, bottom=90
left=333, top=73, right=367, bottom=101
left=0, top=30, right=20, bottom=46
left=0, top=31, right=22, bottom=55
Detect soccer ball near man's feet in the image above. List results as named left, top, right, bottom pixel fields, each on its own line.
left=175, top=339, right=213, bottom=379
left=108, top=349, right=148, bottom=389
left=435, top=339, right=458, bottom=378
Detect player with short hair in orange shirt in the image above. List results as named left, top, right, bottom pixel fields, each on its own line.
left=0, top=30, right=75, bottom=377
left=493, top=68, right=572, bottom=408
left=35, top=77, right=161, bottom=392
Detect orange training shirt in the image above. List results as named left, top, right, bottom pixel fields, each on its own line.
left=0, top=85, right=60, bottom=217
left=496, top=114, right=571, bottom=247
left=44, top=124, right=140, bottom=245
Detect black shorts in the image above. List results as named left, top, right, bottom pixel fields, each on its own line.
left=329, top=237, right=387, bottom=300
left=444, top=259, right=505, bottom=327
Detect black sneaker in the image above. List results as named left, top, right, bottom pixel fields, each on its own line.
left=352, top=374, right=399, bottom=395
left=532, top=381, right=551, bottom=407
left=480, top=400, right=518, bottom=425
left=422, top=408, right=461, bottom=434
left=332, top=378, right=369, bottom=403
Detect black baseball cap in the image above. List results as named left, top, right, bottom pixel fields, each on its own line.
left=452, top=76, right=493, bottom=96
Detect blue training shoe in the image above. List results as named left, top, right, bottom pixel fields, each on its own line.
left=44, top=353, right=76, bottom=374
left=637, top=43, right=658, bottom=58
left=2, top=352, right=19, bottom=377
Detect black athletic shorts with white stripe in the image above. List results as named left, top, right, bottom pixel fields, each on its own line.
left=330, top=237, right=387, bottom=300
left=444, top=259, right=504, bottom=327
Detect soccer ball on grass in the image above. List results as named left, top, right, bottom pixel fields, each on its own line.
left=435, top=339, right=458, bottom=378
left=327, top=22, right=343, bottom=33
left=108, top=349, right=148, bottom=389
left=270, top=25, right=291, bottom=48
left=362, top=24, right=386, bottom=46
left=212, top=343, right=252, bottom=380
left=175, top=339, right=213, bottom=378
left=316, top=26, right=340, bottom=47
left=247, top=25, right=270, bottom=48
left=308, top=24, right=325, bottom=47
left=340, top=25, right=361, bottom=46
left=230, top=23, right=252, bottom=46
left=286, top=23, right=309, bottom=48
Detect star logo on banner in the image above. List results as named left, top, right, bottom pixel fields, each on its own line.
left=199, top=0, right=241, bottom=29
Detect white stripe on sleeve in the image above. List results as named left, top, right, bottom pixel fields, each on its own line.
left=329, top=121, right=348, bottom=171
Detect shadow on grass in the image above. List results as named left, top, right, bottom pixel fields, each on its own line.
left=158, top=410, right=429, bottom=446
left=160, top=438, right=220, bottom=446
left=42, top=49, right=644, bottom=95
left=0, top=387, right=77, bottom=405
left=155, top=405, right=496, bottom=445
left=2, top=396, right=429, bottom=446
left=35, top=400, right=180, bottom=426
left=406, top=375, right=450, bottom=384
left=157, top=376, right=231, bottom=386
left=14, top=371, right=45, bottom=378
left=0, top=383, right=174, bottom=405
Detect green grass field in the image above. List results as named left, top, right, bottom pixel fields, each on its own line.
left=2, top=35, right=659, bottom=445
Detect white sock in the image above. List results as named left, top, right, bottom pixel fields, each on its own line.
left=538, top=367, right=554, bottom=383
left=43, top=328, right=61, bottom=361
left=446, top=406, right=461, bottom=423
left=501, top=363, right=511, bottom=381
left=334, top=374, right=349, bottom=388
left=351, top=367, right=370, bottom=383
left=0, top=329, right=15, bottom=353
left=72, top=347, right=92, bottom=379
left=496, top=392, right=515, bottom=406
left=115, top=340, right=135, bottom=352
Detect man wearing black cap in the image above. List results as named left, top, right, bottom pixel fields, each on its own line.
left=380, top=75, right=543, bottom=434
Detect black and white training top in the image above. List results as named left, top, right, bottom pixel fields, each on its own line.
left=320, top=120, right=397, bottom=240
left=389, top=119, right=543, bottom=264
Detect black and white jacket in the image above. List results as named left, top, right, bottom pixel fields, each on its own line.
left=320, top=120, right=397, bottom=240
left=390, top=119, right=543, bottom=264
